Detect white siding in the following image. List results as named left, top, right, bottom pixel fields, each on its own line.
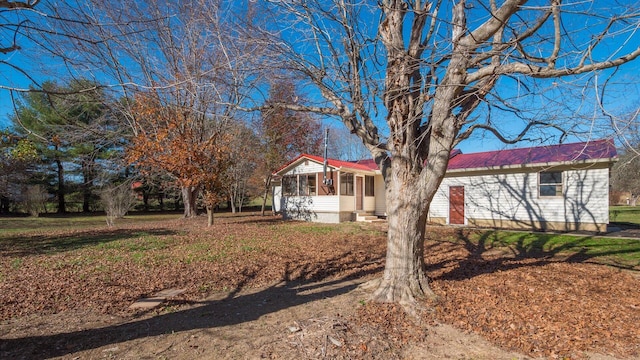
left=307, top=195, right=340, bottom=212
left=364, top=197, right=376, bottom=212
left=430, top=166, right=610, bottom=226
left=340, top=196, right=355, bottom=212
left=374, top=175, right=386, bottom=216
left=283, top=160, right=325, bottom=176
left=273, top=185, right=282, bottom=212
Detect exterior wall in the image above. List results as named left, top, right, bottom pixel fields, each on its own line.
left=276, top=157, right=611, bottom=231
left=277, top=194, right=344, bottom=222
left=429, top=165, right=610, bottom=231
left=363, top=197, right=376, bottom=212
left=283, top=160, right=325, bottom=176
left=374, top=175, right=386, bottom=216
left=282, top=209, right=353, bottom=223
left=277, top=160, right=356, bottom=223
left=273, top=184, right=282, bottom=213
left=339, top=195, right=355, bottom=212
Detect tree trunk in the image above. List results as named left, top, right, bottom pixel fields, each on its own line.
left=260, top=174, right=273, bottom=216
left=206, top=205, right=214, bottom=226
left=143, top=190, right=150, bottom=212
left=55, top=158, right=66, bottom=214
left=238, top=182, right=245, bottom=213
left=181, top=186, right=198, bottom=218
left=371, top=159, right=436, bottom=305
left=261, top=189, right=267, bottom=215
left=81, top=157, right=95, bottom=213
left=229, top=193, right=237, bottom=213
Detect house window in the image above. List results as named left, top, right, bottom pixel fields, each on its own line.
left=539, top=171, right=563, bottom=197
left=365, top=176, right=375, bottom=196
left=283, top=175, right=297, bottom=196
left=299, top=174, right=317, bottom=196
left=340, top=172, right=354, bottom=196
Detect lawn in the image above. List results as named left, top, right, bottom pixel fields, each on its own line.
left=461, top=229, right=640, bottom=269
left=610, top=205, right=640, bottom=225
left=0, top=214, right=638, bottom=359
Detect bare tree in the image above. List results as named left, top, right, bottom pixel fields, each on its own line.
left=610, top=108, right=640, bottom=205
left=327, top=125, right=370, bottom=161
left=45, top=0, right=266, bottom=219
left=261, top=0, right=640, bottom=307
left=100, top=182, right=134, bottom=227
left=22, top=184, right=47, bottom=217
left=225, top=122, right=260, bottom=213
left=257, top=78, right=324, bottom=216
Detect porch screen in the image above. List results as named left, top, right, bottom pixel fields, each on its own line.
left=365, top=175, right=374, bottom=196
left=299, top=174, right=317, bottom=196
left=340, top=173, right=354, bottom=196
left=282, top=175, right=297, bottom=196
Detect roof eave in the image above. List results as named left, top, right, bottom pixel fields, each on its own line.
left=446, top=157, right=617, bottom=174
left=337, top=166, right=377, bottom=175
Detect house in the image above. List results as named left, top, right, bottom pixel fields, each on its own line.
left=272, top=139, right=617, bottom=232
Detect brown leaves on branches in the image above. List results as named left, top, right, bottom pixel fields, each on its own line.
left=125, top=91, right=231, bottom=217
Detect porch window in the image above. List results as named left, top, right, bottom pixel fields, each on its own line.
left=365, top=175, right=375, bottom=196
left=282, top=175, right=297, bottom=196
left=299, top=174, right=317, bottom=196
left=539, top=171, right=563, bottom=197
left=340, top=172, right=354, bottom=196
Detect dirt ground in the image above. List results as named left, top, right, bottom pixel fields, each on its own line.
left=0, top=215, right=638, bottom=359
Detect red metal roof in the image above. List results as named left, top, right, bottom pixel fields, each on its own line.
left=448, top=139, right=617, bottom=170
left=275, top=139, right=616, bottom=175
left=274, top=153, right=378, bottom=174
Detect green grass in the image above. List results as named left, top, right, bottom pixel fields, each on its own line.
left=0, top=213, right=182, bottom=233
left=463, top=230, right=640, bottom=268
left=1, top=213, right=637, bottom=272
left=610, top=206, right=640, bottom=225
left=0, top=214, right=183, bottom=256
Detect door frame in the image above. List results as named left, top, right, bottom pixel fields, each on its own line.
left=355, top=176, right=364, bottom=211
left=449, top=185, right=465, bottom=225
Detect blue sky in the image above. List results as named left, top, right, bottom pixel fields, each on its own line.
left=1, top=1, right=639, bottom=155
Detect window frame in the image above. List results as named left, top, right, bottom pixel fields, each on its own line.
left=299, top=174, right=317, bottom=196
left=364, top=175, right=375, bottom=197
left=282, top=174, right=317, bottom=196
left=538, top=170, right=563, bottom=197
left=339, top=172, right=354, bottom=196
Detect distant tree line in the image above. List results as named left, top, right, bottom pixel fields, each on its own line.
left=2, top=77, right=327, bottom=221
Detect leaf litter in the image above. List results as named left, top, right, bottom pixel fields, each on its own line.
left=0, top=216, right=638, bottom=359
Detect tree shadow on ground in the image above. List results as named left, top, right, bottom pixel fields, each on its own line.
left=0, top=228, right=180, bottom=257
left=219, top=214, right=285, bottom=225
left=0, top=253, right=384, bottom=359
left=427, top=228, right=639, bottom=282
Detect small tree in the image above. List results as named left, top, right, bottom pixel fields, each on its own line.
left=611, top=150, right=640, bottom=206
left=100, top=183, right=134, bottom=227
left=226, top=122, right=260, bottom=213
left=22, top=184, right=48, bottom=217
left=126, top=91, right=232, bottom=225
left=0, top=135, right=40, bottom=214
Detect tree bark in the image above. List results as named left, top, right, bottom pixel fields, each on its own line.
left=371, top=158, right=436, bottom=305
left=181, top=186, right=198, bottom=218
left=55, top=157, right=66, bottom=214
left=81, top=157, right=95, bottom=213
left=206, top=205, right=214, bottom=226
left=260, top=174, right=272, bottom=216
left=229, top=196, right=236, bottom=213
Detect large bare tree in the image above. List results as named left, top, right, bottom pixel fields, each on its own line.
left=261, top=0, right=640, bottom=307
